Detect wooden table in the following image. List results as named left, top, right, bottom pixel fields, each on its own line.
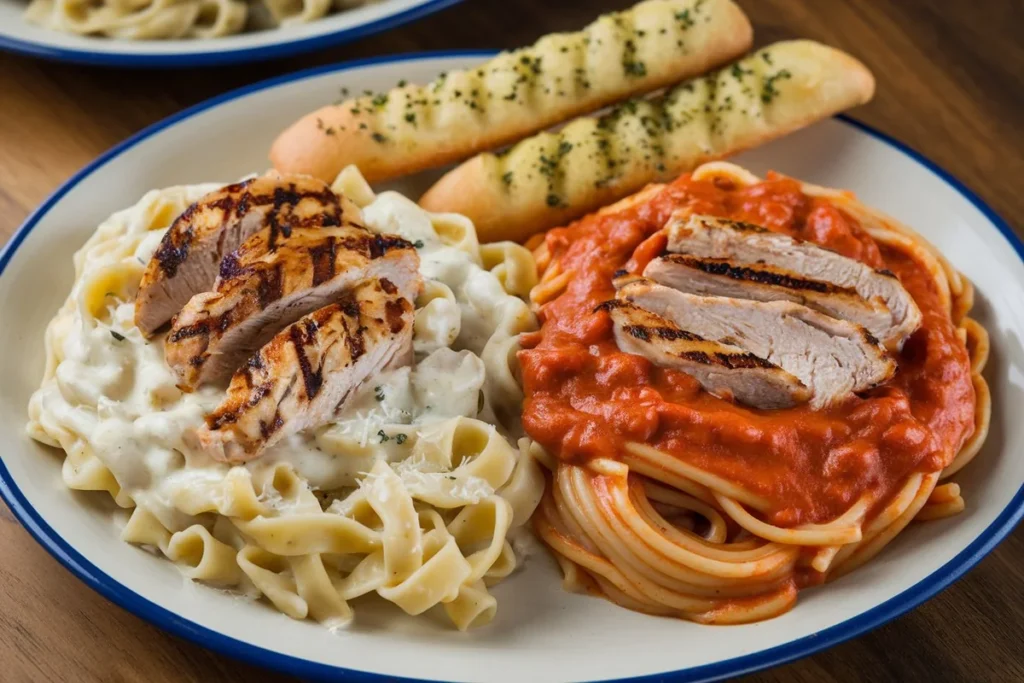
left=2, top=1, right=1022, bottom=681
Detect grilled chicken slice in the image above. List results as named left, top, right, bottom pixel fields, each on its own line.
left=644, top=255, right=893, bottom=340
left=665, top=213, right=922, bottom=349
left=195, top=278, right=414, bottom=463
left=166, top=226, right=419, bottom=389
left=600, top=300, right=810, bottom=409
left=617, top=278, right=895, bottom=409
left=135, top=175, right=360, bottom=337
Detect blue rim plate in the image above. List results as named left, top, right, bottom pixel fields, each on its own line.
left=1, top=51, right=1022, bottom=682
left=0, top=0, right=461, bottom=67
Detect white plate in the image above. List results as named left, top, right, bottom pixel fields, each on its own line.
left=1, top=53, right=1022, bottom=683
left=0, top=0, right=460, bottom=66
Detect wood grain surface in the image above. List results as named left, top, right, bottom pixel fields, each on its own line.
left=1, top=1, right=1022, bottom=681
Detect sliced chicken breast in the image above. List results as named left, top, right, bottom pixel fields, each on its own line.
left=600, top=300, right=810, bottom=410
left=617, top=278, right=895, bottom=409
left=644, top=255, right=893, bottom=340
left=166, top=226, right=420, bottom=389
left=665, top=213, right=922, bottom=348
left=195, top=278, right=415, bottom=463
left=135, top=175, right=360, bottom=337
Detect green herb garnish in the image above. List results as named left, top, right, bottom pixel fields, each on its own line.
left=761, top=69, right=792, bottom=104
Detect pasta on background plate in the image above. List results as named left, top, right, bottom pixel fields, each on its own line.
left=27, top=166, right=544, bottom=631
left=24, top=0, right=377, bottom=40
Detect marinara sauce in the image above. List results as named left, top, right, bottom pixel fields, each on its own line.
left=519, top=173, right=976, bottom=526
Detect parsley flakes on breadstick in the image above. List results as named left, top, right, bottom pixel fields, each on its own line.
left=270, top=0, right=752, bottom=183
left=419, top=40, right=875, bottom=243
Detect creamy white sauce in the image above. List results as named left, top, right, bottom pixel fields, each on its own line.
left=29, top=183, right=534, bottom=535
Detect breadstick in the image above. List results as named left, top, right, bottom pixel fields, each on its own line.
left=419, top=40, right=876, bottom=243
left=270, top=0, right=752, bottom=182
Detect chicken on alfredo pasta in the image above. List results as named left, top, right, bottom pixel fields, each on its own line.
left=24, top=0, right=376, bottom=41
left=26, top=165, right=544, bottom=631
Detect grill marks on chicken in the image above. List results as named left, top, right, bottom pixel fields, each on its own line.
left=217, top=213, right=402, bottom=282
left=196, top=278, right=415, bottom=463
left=165, top=225, right=419, bottom=389
left=135, top=175, right=360, bottom=337
left=129, top=178, right=423, bottom=464
left=644, top=254, right=894, bottom=340
left=666, top=213, right=921, bottom=349
left=617, top=278, right=895, bottom=410
left=600, top=300, right=810, bottom=409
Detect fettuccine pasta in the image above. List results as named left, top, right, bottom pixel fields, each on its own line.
left=23, top=0, right=377, bottom=40
left=27, top=166, right=544, bottom=630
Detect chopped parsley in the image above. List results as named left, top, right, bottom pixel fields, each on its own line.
left=374, top=386, right=385, bottom=401
left=395, top=433, right=408, bottom=445
left=730, top=63, right=753, bottom=81
left=622, top=39, right=647, bottom=77
left=761, top=69, right=793, bottom=104
left=315, top=117, right=336, bottom=135
left=378, top=430, right=390, bottom=443
left=624, top=60, right=647, bottom=77
left=110, top=330, right=125, bottom=342
left=413, top=240, right=425, bottom=249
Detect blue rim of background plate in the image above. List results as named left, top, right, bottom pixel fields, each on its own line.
left=0, top=0, right=461, bottom=67
left=1, top=50, right=1022, bottom=683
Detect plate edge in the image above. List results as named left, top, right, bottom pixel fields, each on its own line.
left=0, top=51, right=1022, bottom=683
left=0, top=0, right=463, bottom=67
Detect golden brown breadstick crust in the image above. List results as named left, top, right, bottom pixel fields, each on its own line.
left=270, top=0, right=752, bottom=183
left=419, top=40, right=875, bottom=244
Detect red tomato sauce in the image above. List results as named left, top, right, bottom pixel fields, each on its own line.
left=519, top=173, right=976, bottom=526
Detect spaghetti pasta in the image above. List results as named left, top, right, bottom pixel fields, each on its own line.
left=523, top=161, right=990, bottom=623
